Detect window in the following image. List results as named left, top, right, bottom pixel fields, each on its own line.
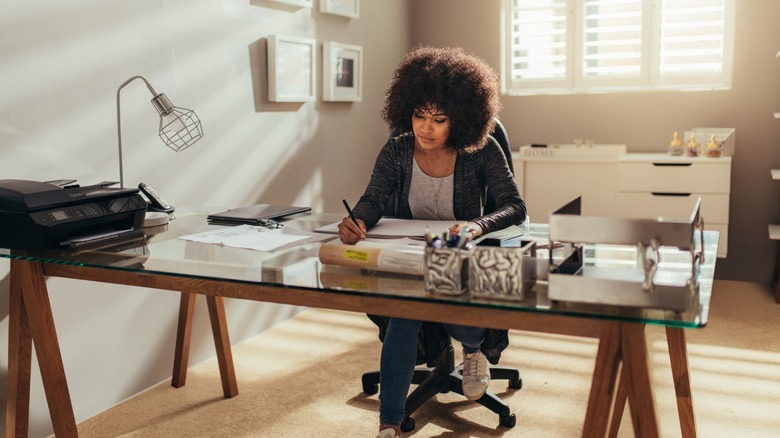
left=502, top=0, right=735, bottom=95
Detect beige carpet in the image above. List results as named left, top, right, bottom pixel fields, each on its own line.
left=78, top=280, right=780, bottom=437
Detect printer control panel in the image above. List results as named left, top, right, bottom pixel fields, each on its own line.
left=30, top=196, right=147, bottom=226
left=32, top=203, right=106, bottom=225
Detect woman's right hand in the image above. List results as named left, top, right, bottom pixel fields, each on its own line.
left=337, top=216, right=366, bottom=244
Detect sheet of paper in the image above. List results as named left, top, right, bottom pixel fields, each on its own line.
left=179, top=225, right=332, bottom=252
left=314, top=218, right=459, bottom=239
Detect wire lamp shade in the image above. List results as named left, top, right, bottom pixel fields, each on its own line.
left=151, top=92, right=203, bottom=152
left=117, top=75, right=203, bottom=187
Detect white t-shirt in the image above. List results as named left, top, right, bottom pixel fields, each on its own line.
left=408, top=157, right=455, bottom=220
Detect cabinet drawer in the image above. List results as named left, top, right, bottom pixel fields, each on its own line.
left=617, top=161, right=731, bottom=193
left=615, top=192, right=729, bottom=223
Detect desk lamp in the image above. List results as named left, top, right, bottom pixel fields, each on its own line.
left=116, top=75, right=203, bottom=226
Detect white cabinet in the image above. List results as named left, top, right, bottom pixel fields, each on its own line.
left=616, top=154, right=731, bottom=258
left=514, top=150, right=732, bottom=258
left=515, top=158, right=618, bottom=218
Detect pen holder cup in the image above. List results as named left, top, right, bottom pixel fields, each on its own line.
left=424, top=247, right=468, bottom=295
left=468, top=241, right=537, bottom=301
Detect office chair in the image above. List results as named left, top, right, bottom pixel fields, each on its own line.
left=362, top=118, right=522, bottom=432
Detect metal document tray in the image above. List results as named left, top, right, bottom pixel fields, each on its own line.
left=547, top=197, right=704, bottom=311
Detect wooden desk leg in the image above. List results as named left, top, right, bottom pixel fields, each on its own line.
left=7, top=259, right=32, bottom=438
left=171, top=293, right=238, bottom=398
left=11, top=260, right=78, bottom=437
left=583, top=322, right=622, bottom=438
left=666, top=326, right=696, bottom=438
left=620, top=323, right=659, bottom=437
left=607, top=366, right=628, bottom=438
left=206, top=296, right=238, bottom=398
left=171, top=292, right=196, bottom=388
left=583, top=322, right=659, bottom=438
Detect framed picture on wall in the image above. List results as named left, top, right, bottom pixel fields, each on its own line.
left=322, top=42, right=363, bottom=102
left=267, top=35, right=316, bottom=102
left=320, top=0, right=359, bottom=18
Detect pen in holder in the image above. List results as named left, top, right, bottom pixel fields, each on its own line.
left=468, top=241, right=536, bottom=301
left=424, top=247, right=468, bottom=295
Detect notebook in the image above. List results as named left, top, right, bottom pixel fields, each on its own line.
left=314, top=218, right=458, bottom=239
left=207, top=204, right=311, bottom=225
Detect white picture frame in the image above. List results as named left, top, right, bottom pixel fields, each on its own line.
left=320, top=0, right=359, bottom=18
left=322, top=42, right=363, bottom=102
left=267, top=35, right=316, bottom=102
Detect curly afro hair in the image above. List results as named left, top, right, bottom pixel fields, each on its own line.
left=381, top=46, right=501, bottom=152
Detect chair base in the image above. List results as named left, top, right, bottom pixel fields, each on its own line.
left=361, top=345, right=521, bottom=431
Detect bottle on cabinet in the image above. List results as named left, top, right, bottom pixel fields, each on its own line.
left=686, top=132, right=700, bottom=157
left=668, top=131, right=684, bottom=155
left=705, top=134, right=723, bottom=158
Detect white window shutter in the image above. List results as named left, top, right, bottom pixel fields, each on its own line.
left=503, top=0, right=735, bottom=94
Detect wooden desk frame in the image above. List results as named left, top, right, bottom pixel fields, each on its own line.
left=6, top=259, right=697, bottom=438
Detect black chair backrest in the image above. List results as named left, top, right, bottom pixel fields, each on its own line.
left=491, top=118, right=513, bottom=175
left=384, top=117, right=513, bottom=217
left=484, top=118, right=513, bottom=215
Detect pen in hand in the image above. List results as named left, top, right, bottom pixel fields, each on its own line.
left=342, top=199, right=365, bottom=239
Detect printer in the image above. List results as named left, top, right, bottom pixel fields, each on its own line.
left=0, top=179, right=147, bottom=250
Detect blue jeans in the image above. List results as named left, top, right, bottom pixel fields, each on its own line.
left=378, top=317, right=486, bottom=426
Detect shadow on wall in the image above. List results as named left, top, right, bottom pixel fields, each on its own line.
left=249, top=0, right=306, bottom=14
left=249, top=38, right=308, bottom=114
left=245, top=37, right=324, bottom=208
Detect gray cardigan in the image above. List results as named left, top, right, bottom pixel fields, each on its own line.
left=354, top=134, right=527, bottom=366
left=353, top=134, right=526, bottom=231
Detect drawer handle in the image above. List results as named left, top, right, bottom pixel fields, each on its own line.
left=652, top=163, right=692, bottom=167
left=651, top=192, right=692, bottom=197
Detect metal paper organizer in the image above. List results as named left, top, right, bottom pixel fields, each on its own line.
left=423, top=240, right=538, bottom=300
left=547, top=197, right=705, bottom=311
left=468, top=241, right=537, bottom=301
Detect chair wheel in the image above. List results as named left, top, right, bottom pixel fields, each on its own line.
left=508, top=378, right=522, bottom=389
left=401, top=417, right=416, bottom=432
left=500, top=413, right=516, bottom=428
left=362, top=382, right=378, bottom=395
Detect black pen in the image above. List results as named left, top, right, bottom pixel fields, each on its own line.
left=342, top=199, right=363, bottom=237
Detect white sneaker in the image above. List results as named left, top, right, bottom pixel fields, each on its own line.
left=376, top=428, right=401, bottom=438
left=461, top=349, right=490, bottom=400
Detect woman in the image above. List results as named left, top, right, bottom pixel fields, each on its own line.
left=337, top=46, right=526, bottom=438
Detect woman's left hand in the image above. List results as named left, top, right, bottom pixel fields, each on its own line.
left=448, top=221, right=482, bottom=238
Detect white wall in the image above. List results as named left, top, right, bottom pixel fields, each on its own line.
left=0, top=1, right=411, bottom=436
left=412, top=0, right=780, bottom=285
